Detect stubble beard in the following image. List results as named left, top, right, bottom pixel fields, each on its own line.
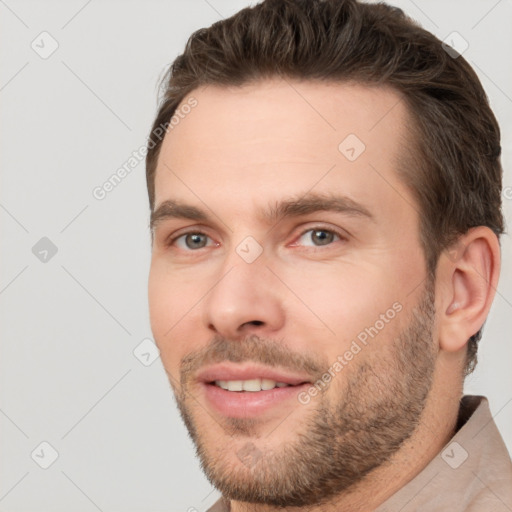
left=172, top=281, right=437, bottom=507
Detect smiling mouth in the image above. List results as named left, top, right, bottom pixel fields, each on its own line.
left=212, top=378, right=302, bottom=392
left=198, top=365, right=314, bottom=418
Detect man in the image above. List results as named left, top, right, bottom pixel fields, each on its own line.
left=145, top=0, right=512, bottom=510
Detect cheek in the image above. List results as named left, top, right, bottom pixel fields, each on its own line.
left=148, top=258, right=208, bottom=328
left=279, top=262, right=405, bottom=353
left=148, top=261, right=204, bottom=371
left=148, top=263, right=173, bottom=339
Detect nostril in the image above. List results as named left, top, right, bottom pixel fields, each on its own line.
left=247, top=320, right=264, bottom=326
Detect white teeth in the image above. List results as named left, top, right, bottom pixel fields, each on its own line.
left=242, top=379, right=262, bottom=392
left=227, top=380, right=243, bottom=391
left=261, top=378, right=276, bottom=390
left=214, top=379, right=291, bottom=391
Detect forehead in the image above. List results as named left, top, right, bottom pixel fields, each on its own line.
left=154, top=79, right=414, bottom=220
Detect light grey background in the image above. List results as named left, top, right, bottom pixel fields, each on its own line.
left=1, top=0, right=511, bottom=511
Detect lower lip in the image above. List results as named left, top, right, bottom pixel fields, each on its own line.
left=201, top=382, right=310, bottom=418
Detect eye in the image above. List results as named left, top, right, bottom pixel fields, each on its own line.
left=174, top=232, right=215, bottom=250
left=296, top=228, right=342, bottom=247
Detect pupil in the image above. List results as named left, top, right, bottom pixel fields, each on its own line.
left=186, top=234, right=206, bottom=249
left=313, top=230, right=332, bottom=245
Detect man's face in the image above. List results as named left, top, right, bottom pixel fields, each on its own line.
left=148, top=80, right=438, bottom=505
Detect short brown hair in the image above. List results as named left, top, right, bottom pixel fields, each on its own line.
left=145, top=0, right=504, bottom=376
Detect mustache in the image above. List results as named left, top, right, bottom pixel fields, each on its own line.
left=180, top=334, right=327, bottom=385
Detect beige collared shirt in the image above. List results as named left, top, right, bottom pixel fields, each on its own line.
left=206, top=395, right=512, bottom=511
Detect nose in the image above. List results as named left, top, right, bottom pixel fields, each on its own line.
left=201, top=252, right=285, bottom=340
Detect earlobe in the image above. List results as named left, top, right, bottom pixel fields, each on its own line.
left=438, top=227, right=500, bottom=354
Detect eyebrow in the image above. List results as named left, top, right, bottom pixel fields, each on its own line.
left=264, top=193, right=374, bottom=224
left=150, top=200, right=208, bottom=232
left=150, top=193, right=374, bottom=232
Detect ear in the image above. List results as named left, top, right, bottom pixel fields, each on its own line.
left=436, top=226, right=500, bottom=353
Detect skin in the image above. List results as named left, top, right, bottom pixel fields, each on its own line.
left=148, top=79, right=500, bottom=511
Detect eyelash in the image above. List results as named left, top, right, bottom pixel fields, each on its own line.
left=165, top=226, right=346, bottom=250
left=294, top=227, right=345, bottom=247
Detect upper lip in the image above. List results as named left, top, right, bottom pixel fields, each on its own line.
left=196, top=362, right=312, bottom=386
